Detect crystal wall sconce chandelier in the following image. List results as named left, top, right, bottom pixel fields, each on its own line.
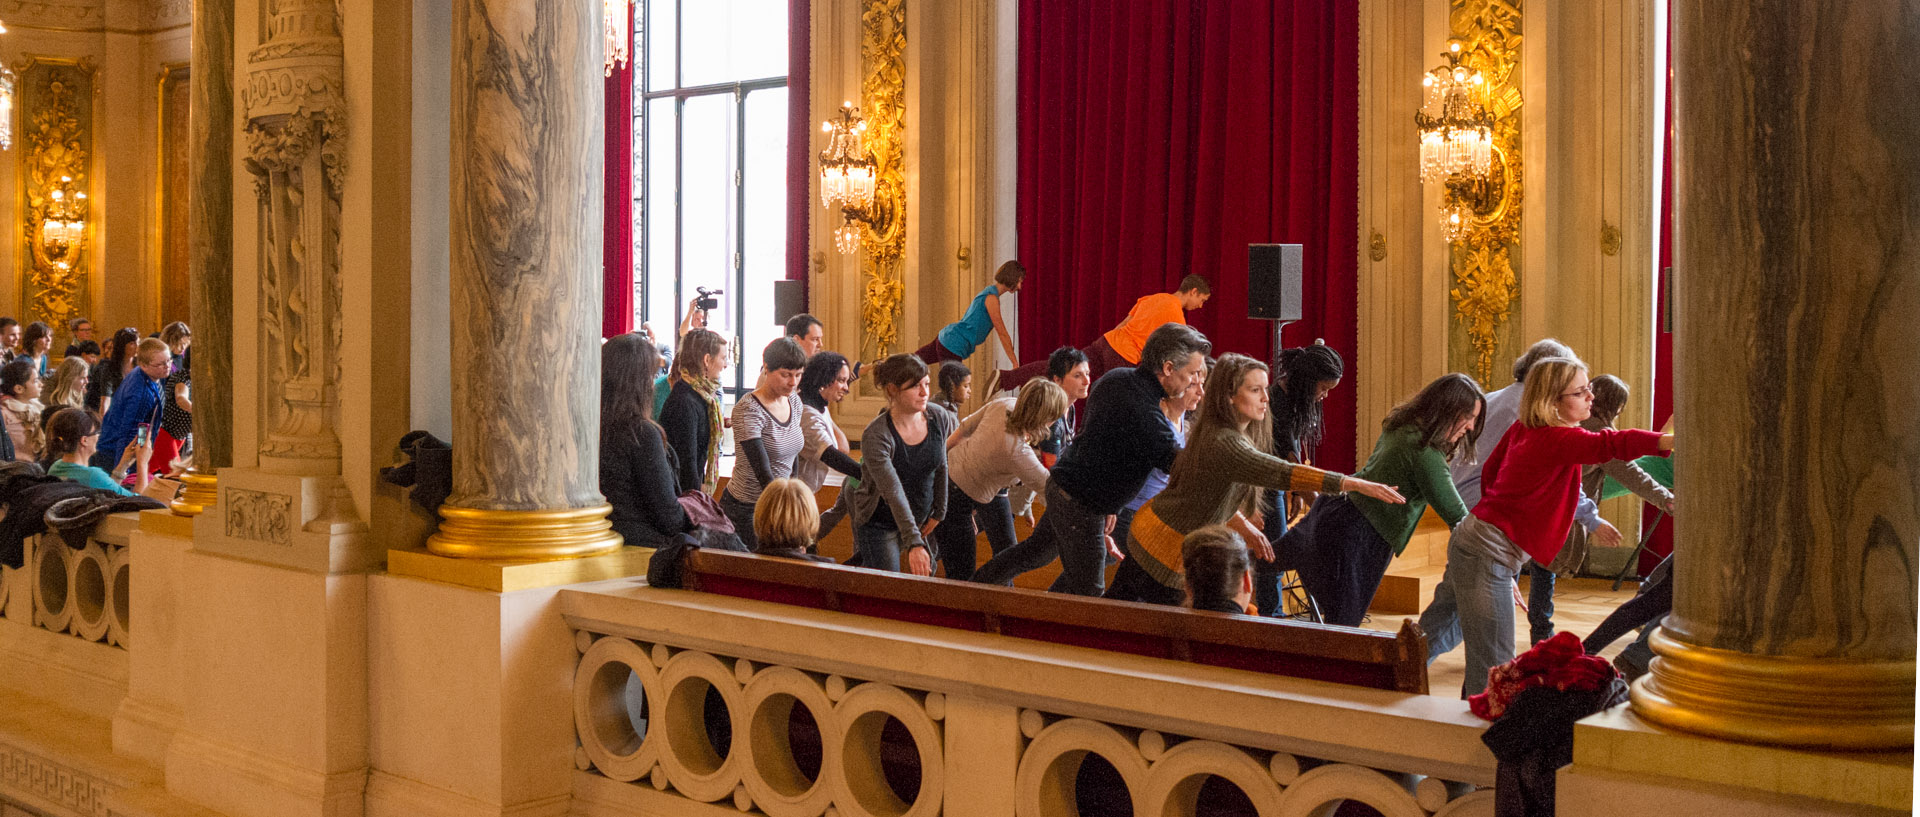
left=1416, top=41, right=1503, bottom=244
left=819, top=102, right=881, bottom=254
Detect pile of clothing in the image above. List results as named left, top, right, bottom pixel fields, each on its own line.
left=1473, top=632, right=1629, bottom=817
left=0, top=461, right=165, bottom=568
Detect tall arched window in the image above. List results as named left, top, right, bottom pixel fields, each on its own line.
left=634, top=0, right=790, bottom=396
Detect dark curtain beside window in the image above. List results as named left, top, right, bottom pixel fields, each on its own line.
left=1016, top=0, right=1361, bottom=469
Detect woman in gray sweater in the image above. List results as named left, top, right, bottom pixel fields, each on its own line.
left=845, top=354, right=956, bottom=575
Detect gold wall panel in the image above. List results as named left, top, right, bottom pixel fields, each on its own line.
left=15, top=57, right=96, bottom=335
left=857, top=0, right=906, bottom=357
left=1446, top=0, right=1522, bottom=385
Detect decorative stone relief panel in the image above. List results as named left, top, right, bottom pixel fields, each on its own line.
left=243, top=0, right=346, bottom=471
left=224, top=488, right=294, bottom=545
left=0, top=739, right=111, bottom=817
left=13, top=58, right=95, bottom=335
left=0, top=0, right=104, bottom=30
left=144, top=0, right=189, bottom=29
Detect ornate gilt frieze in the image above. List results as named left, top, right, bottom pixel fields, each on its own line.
left=1446, top=0, right=1522, bottom=385
left=243, top=0, right=347, bottom=470
left=15, top=57, right=95, bottom=335
left=857, top=0, right=906, bottom=357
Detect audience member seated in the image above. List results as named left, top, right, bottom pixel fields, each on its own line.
left=18, top=321, right=52, bottom=378
left=752, top=478, right=835, bottom=563
left=1181, top=525, right=1255, bottom=614
left=45, top=407, right=150, bottom=496
left=599, top=333, right=697, bottom=548
left=94, top=338, right=171, bottom=475
left=44, top=357, right=89, bottom=414
left=154, top=323, right=194, bottom=474
left=87, top=327, right=141, bottom=414
left=68, top=340, right=102, bottom=366
left=1286, top=373, right=1483, bottom=626
left=718, top=338, right=810, bottom=549
left=844, top=354, right=954, bottom=575
left=1, top=360, right=46, bottom=463
left=939, top=378, right=1067, bottom=581
left=659, top=328, right=730, bottom=495
left=68, top=317, right=94, bottom=347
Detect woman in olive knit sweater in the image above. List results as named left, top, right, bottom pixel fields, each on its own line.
left=1283, top=373, right=1486, bottom=625
left=1110, top=354, right=1405, bottom=606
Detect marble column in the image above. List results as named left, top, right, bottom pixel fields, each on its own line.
left=175, top=0, right=236, bottom=516
left=1633, top=0, right=1918, bottom=749
left=429, top=0, right=619, bottom=559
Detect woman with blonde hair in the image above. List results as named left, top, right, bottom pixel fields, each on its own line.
left=939, top=377, right=1069, bottom=580
left=44, top=357, right=89, bottom=411
left=1417, top=357, right=1674, bottom=697
left=752, top=478, right=835, bottom=562
left=1110, top=353, right=1405, bottom=607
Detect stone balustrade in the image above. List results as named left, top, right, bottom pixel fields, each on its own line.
left=0, top=512, right=136, bottom=650
left=561, top=585, right=1498, bottom=817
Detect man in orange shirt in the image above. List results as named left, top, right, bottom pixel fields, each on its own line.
left=1000, top=275, right=1211, bottom=392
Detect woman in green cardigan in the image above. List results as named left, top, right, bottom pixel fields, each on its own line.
left=1113, top=354, right=1405, bottom=607
left=1282, top=373, right=1486, bottom=626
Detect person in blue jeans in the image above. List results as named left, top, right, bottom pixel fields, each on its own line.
left=93, top=338, right=171, bottom=474
left=46, top=407, right=152, bottom=496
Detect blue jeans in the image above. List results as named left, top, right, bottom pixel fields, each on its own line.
left=971, top=483, right=1108, bottom=596
left=852, top=521, right=905, bottom=573
left=1525, top=560, right=1556, bottom=643
left=1253, top=490, right=1289, bottom=616
left=1419, top=516, right=1523, bottom=698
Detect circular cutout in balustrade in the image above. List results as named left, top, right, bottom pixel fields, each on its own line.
left=70, top=544, right=110, bottom=641
left=34, top=540, right=71, bottom=632
left=574, top=636, right=660, bottom=782
left=1014, top=719, right=1148, bottom=817
left=831, top=682, right=943, bottom=817
left=107, top=547, right=131, bottom=647
left=741, top=666, right=838, bottom=817
left=1139, top=739, right=1282, bottom=817
left=1271, top=764, right=1425, bottom=817
left=655, top=650, right=745, bottom=802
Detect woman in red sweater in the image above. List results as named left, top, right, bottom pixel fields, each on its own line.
left=1417, top=357, right=1673, bottom=697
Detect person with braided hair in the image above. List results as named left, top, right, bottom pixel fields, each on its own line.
left=1256, top=341, right=1345, bottom=615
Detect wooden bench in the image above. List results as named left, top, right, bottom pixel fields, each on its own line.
left=679, top=548, right=1430, bottom=694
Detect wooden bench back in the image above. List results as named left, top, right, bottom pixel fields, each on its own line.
left=680, top=549, right=1429, bottom=694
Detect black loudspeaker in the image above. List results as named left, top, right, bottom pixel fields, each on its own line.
left=1247, top=244, right=1303, bottom=322
left=772, top=280, right=806, bottom=326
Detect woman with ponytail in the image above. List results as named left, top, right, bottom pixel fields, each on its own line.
left=1255, top=342, right=1345, bottom=614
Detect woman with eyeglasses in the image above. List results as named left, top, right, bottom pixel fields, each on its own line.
left=1416, top=357, right=1674, bottom=698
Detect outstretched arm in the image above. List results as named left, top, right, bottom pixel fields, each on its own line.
left=986, top=293, right=1017, bottom=368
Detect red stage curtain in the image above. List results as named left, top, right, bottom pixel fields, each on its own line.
left=1016, top=0, right=1362, bottom=470
left=603, top=1, right=635, bottom=339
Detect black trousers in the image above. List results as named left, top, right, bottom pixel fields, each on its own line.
left=1282, top=495, right=1395, bottom=627
left=933, top=483, right=1018, bottom=581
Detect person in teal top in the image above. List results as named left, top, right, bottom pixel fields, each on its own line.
left=913, top=260, right=1024, bottom=368
left=43, top=406, right=151, bottom=497
left=1281, top=373, right=1486, bottom=625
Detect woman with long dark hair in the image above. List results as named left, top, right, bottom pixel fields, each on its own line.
left=1255, top=342, right=1345, bottom=614
left=598, top=332, right=695, bottom=547
left=844, top=354, right=954, bottom=575
left=1283, top=373, right=1485, bottom=626
left=1111, top=353, right=1403, bottom=606
left=86, top=327, right=141, bottom=414
left=18, top=321, right=52, bottom=379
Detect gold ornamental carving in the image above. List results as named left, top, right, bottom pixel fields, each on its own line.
left=1600, top=220, right=1622, bottom=256
left=857, top=0, right=906, bottom=357
left=15, top=57, right=95, bottom=334
left=1368, top=231, right=1387, bottom=262
left=1446, top=0, right=1522, bottom=385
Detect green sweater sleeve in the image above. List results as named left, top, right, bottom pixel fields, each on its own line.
left=1412, top=445, right=1469, bottom=526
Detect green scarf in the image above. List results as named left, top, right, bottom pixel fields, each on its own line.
left=684, top=373, right=724, bottom=494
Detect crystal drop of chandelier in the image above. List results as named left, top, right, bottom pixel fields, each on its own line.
left=1415, top=43, right=1494, bottom=184
left=603, top=0, right=632, bottom=77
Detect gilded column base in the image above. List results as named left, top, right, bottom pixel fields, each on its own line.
left=1632, top=628, right=1915, bottom=750
left=425, top=503, right=623, bottom=561
left=170, top=470, right=219, bottom=517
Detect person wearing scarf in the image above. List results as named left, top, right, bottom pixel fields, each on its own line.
left=660, top=329, right=731, bottom=495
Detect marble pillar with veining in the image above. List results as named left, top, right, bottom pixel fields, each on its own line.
left=446, top=0, right=604, bottom=512
left=1638, top=0, right=1918, bottom=747
left=190, top=0, right=235, bottom=474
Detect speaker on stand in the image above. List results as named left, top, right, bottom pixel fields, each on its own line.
left=1247, top=243, right=1304, bottom=369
